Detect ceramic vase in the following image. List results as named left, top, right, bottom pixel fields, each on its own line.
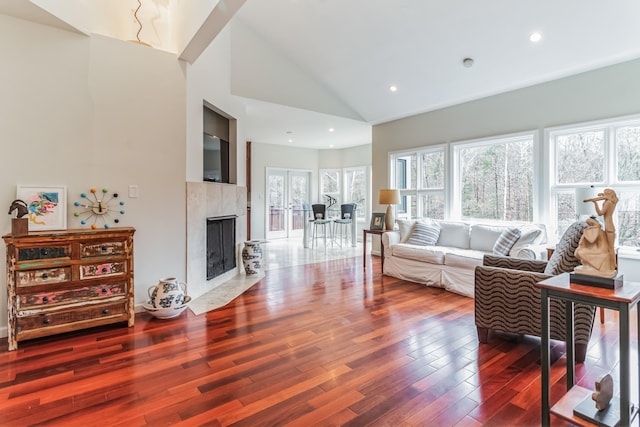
left=147, top=277, right=188, bottom=308
left=242, top=240, right=262, bottom=275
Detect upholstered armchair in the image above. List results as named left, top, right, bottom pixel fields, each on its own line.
left=474, top=221, right=596, bottom=363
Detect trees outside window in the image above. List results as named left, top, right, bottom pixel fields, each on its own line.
left=454, top=134, right=534, bottom=222
left=549, top=118, right=640, bottom=246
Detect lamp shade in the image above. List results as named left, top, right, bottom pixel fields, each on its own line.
left=379, top=189, right=401, bottom=205
left=575, top=186, right=599, bottom=217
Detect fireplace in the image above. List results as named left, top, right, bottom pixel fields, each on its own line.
left=207, top=215, right=237, bottom=280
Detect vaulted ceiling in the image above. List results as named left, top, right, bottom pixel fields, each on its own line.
left=4, top=0, right=640, bottom=149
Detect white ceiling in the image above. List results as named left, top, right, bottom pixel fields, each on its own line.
left=234, top=0, right=640, bottom=148
left=4, top=0, right=640, bottom=150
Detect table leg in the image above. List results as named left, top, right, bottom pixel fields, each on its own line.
left=565, top=300, right=575, bottom=389
left=541, top=288, right=550, bottom=427
left=620, top=305, right=630, bottom=426
left=363, top=230, right=367, bottom=269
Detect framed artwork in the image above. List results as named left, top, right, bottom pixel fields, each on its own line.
left=16, top=185, right=67, bottom=231
left=369, top=212, right=385, bottom=230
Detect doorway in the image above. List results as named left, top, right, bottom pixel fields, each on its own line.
left=266, top=168, right=311, bottom=239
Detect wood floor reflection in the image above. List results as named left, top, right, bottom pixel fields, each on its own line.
left=0, top=255, right=633, bottom=426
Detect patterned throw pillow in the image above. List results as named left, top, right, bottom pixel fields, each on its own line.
left=544, top=221, right=588, bottom=275
left=492, top=227, right=521, bottom=256
left=406, top=222, right=441, bottom=246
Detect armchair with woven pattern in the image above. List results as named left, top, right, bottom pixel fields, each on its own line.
left=474, top=221, right=596, bottom=363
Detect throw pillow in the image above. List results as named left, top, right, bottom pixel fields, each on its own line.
left=406, top=222, right=441, bottom=246
left=544, top=221, right=588, bottom=275
left=493, top=227, right=521, bottom=256
left=396, top=219, right=416, bottom=243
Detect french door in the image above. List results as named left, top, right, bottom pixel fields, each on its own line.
left=266, top=168, right=311, bottom=239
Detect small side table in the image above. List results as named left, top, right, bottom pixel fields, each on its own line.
left=537, top=273, right=640, bottom=426
left=363, top=229, right=385, bottom=272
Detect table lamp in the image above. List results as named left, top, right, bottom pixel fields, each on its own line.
left=378, top=189, right=401, bottom=230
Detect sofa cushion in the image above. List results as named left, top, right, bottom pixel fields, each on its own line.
left=391, top=244, right=445, bottom=264
left=444, top=248, right=486, bottom=269
left=436, top=221, right=470, bottom=249
left=396, top=219, right=416, bottom=243
left=509, top=226, right=543, bottom=257
left=493, top=227, right=521, bottom=256
left=406, top=222, right=441, bottom=246
left=470, top=224, right=505, bottom=252
left=544, top=221, right=588, bottom=275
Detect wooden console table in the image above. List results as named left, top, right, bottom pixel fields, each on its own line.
left=363, top=229, right=385, bottom=271
left=537, top=273, right=640, bottom=426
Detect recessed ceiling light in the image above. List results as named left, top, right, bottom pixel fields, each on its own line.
left=288, top=139, right=293, bottom=143
left=529, top=32, right=542, bottom=43
left=329, top=144, right=334, bottom=148
left=389, top=85, right=397, bottom=92
left=462, top=58, right=474, bottom=68
left=329, top=128, right=335, bottom=132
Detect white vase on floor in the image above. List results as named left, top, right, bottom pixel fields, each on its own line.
left=242, top=240, right=262, bottom=275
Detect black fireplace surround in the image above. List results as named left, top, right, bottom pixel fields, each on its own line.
left=206, top=215, right=236, bottom=280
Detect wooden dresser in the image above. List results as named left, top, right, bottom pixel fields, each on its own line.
left=3, top=227, right=135, bottom=351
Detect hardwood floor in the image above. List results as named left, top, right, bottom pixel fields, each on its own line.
left=0, top=255, right=636, bottom=426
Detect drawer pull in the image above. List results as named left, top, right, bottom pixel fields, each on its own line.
left=42, top=318, right=50, bottom=325
left=101, top=288, right=108, bottom=294
left=42, top=296, right=49, bottom=303
left=102, top=309, right=109, bottom=315
left=41, top=249, right=48, bottom=256
left=101, top=246, right=108, bottom=252
left=101, top=267, right=108, bottom=273
left=41, top=273, right=49, bottom=279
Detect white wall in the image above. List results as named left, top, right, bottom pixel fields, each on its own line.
left=372, top=58, right=640, bottom=217
left=0, top=14, right=187, bottom=334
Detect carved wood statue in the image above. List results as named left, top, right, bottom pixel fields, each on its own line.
left=574, top=188, right=618, bottom=278
left=8, top=199, right=28, bottom=218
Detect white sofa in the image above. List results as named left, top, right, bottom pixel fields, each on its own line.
left=381, top=219, right=547, bottom=298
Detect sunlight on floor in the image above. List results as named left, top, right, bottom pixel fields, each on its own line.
left=262, top=237, right=362, bottom=271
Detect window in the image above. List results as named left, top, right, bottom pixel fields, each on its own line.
left=548, top=116, right=640, bottom=246
left=344, top=167, right=367, bottom=219
left=453, top=132, right=535, bottom=222
left=391, top=146, right=445, bottom=220
left=320, top=169, right=340, bottom=213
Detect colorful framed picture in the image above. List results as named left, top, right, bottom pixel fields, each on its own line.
left=369, top=212, right=385, bottom=230
left=16, top=185, right=67, bottom=231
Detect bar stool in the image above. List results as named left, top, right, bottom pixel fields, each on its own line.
left=311, top=204, right=332, bottom=248
left=333, top=203, right=356, bottom=247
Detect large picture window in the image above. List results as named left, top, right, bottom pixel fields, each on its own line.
left=548, top=116, right=640, bottom=246
left=453, top=132, right=535, bottom=222
left=388, top=115, right=639, bottom=248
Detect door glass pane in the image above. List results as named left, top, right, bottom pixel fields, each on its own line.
left=321, top=170, right=340, bottom=215
left=268, top=174, right=284, bottom=232
left=290, top=174, right=308, bottom=232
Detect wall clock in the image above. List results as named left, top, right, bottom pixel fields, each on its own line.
left=73, top=188, right=125, bottom=229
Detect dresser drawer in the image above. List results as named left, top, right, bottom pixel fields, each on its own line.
left=17, top=267, right=71, bottom=287
left=79, top=261, right=126, bottom=280
left=17, top=301, right=128, bottom=333
left=80, top=241, right=126, bottom=258
left=18, top=245, right=71, bottom=261
left=18, top=282, right=127, bottom=310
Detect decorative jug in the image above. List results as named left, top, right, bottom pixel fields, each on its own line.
left=148, top=277, right=188, bottom=308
